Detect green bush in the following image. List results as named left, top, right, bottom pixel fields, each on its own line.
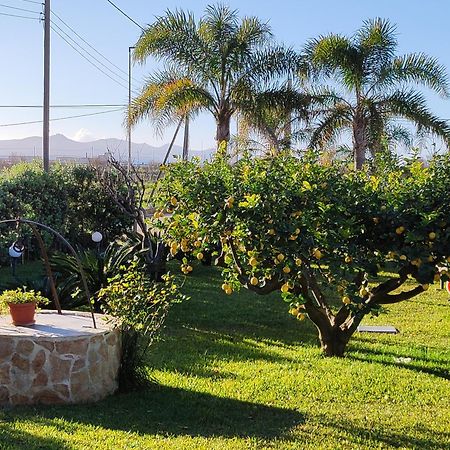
left=98, top=261, right=187, bottom=390
left=152, top=153, right=450, bottom=356
left=0, top=162, right=132, bottom=254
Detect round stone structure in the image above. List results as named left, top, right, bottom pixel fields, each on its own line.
left=0, top=310, right=121, bottom=406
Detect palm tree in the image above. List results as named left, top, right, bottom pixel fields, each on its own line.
left=302, top=18, right=450, bottom=169
left=128, top=4, right=300, bottom=146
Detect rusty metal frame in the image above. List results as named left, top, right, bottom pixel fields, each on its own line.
left=0, top=218, right=96, bottom=328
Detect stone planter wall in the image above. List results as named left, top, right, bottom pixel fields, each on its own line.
left=0, top=311, right=121, bottom=406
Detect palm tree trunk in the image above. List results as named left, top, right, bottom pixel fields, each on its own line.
left=353, top=115, right=368, bottom=170
left=216, top=113, right=232, bottom=143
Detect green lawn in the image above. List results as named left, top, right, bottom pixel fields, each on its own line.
left=0, top=264, right=449, bottom=449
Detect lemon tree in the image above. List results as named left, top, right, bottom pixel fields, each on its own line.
left=153, top=153, right=450, bottom=356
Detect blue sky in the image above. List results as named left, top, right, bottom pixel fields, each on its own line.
left=1, top=0, right=450, bottom=151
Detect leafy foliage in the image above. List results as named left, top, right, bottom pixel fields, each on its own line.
left=0, top=287, right=49, bottom=313
left=98, top=261, right=187, bottom=391
left=0, top=163, right=132, bottom=256
left=301, top=18, right=450, bottom=167
left=129, top=4, right=302, bottom=144
left=152, top=153, right=450, bottom=355
left=49, top=233, right=147, bottom=310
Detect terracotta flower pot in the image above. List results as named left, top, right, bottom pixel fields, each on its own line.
left=8, top=302, right=36, bottom=326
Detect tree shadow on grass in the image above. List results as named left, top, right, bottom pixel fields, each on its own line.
left=27, top=385, right=304, bottom=440
left=346, top=348, right=450, bottom=380
left=315, top=414, right=450, bottom=450
left=0, top=421, right=70, bottom=450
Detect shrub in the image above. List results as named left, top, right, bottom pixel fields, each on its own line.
left=98, top=261, right=187, bottom=390
left=152, top=153, right=450, bottom=356
left=0, top=163, right=132, bottom=255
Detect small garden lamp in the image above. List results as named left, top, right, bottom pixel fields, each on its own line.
left=91, top=231, right=103, bottom=254
left=9, top=240, right=24, bottom=277
left=91, top=231, right=103, bottom=244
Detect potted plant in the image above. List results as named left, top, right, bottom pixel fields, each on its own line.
left=0, top=288, right=49, bottom=326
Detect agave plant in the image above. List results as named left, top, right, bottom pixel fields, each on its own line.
left=50, top=233, right=150, bottom=311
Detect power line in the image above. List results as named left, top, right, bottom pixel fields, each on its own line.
left=0, top=108, right=126, bottom=128
left=0, top=104, right=127, bottom=108
left=104, top=0, right=145, bottom=31
left=51, top=25, right=132, bottom=92
left=19, top=0, right=42, bottom=4
left=51, top=9, right=136, bottom=82
left=0, top=3, right=41, bottom=14
left=0, top=11, right=40, bottom=20
left=51, top=21, right=131, bottom=85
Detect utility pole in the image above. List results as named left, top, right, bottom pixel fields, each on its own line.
left=43, top=0, right=50, bottom=172
left=182, top=116, right=189, bottom=160
left=128, top=46, right=135, bottom=173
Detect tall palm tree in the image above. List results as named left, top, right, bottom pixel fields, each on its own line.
left=128, top=4, right=300, bottom=146
left=302, top=18, right=450, bottom=169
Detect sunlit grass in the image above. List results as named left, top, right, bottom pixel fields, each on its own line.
left=0, top=263, right=449, bottom=449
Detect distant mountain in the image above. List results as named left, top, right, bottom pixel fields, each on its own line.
left=0, top=134, right=214, bottom=163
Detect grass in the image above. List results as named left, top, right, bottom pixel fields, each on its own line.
left=0, top=263, right=449, bottom=449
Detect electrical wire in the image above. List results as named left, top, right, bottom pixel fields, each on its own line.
left=0, top=108, right=126, bottom=128
left=0, top=3, right=41, bottom=14
left=0, top=105, right=127, bottom=108
left=51, top=25, right=134, bottom=93
left=104, top=0, right=145, bottom=31
left=19, top=0, right=42, bottom=4
left=51, top=9, right=137, bottom=82
left=0, top=11, right=40, bottom=20
left=51, top=21, right=130, bottom=85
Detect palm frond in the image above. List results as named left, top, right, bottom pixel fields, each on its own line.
left=127, top=71, right=216, bottom=134
left=245, top=46, right=301, bottom=83
left=386, top=53, right=450, bottom=97
left=385, top=89, right=450, bottom=145
left=357, top=18, right=397, bottom=68
left=134, top=9, right=208, bottom=74
left=309, top=104, right=352, bottom=149
left=236, top=16, right=272, bottom=48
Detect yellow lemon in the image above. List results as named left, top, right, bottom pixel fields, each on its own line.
left=295, top=258, right=302, bottom=266
left=197, top=252, right=204, bottom=260
left=297, top=313, right=306, bottom=321
left=342, top=296, right=351, bottom=305
left=428, top=232, right=436, bottom=240
left=396, top=226, right=405, bottom=235
left=281, top=283, right=290, bottom=293
left=250, top=276, right=258, bottom=286
left=313, top=249, right=323, bottom=260
left=283, top=266, right=291, bottom=274
left=277, top=254, right=285, bottom=262
left=249, top=257, right=258, bottom=267
left=345, top=256, right=353, bottom=264
left=268, top=229, right=276, bottom=235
